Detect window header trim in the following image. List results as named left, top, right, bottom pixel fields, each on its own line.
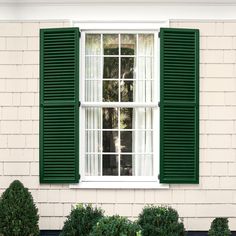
left=74, top=21, right=169, bottom=31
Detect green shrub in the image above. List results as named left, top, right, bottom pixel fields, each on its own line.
left=138, top=205, right=185, bottom=236
left=0, top=180, right=39, bottom=236
left=208, top=218, right=231, bottom=236
left=60, top=204, right=104, bottom=236
left=89, top=215, right=141, bottom=236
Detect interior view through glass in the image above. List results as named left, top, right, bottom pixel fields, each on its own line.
left=84, top=33, right=154, bottom=177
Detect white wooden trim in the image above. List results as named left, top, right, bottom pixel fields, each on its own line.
left=70, top=181, right=169, bottom=189
left=74, top=21, right=169, bottom=31
left=4, top=0, right=236, bottom=6
left=81, top=102, right=159, bottom=108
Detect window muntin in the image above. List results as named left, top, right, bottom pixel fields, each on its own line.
left=83, top=33, right=156, bottom=178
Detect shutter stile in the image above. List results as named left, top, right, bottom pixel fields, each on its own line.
left=40, top=28, right=80, bottom=183
left=160, top=28, right=199, bottom=184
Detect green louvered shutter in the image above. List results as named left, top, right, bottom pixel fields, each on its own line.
left=160, top=28, right=199, bottom=184
left=40, top=28, right=80, bottom=183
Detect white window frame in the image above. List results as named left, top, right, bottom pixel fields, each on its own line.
left=70, top=21, right=169, bottom=189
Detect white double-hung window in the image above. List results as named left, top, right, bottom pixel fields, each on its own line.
left=79, top=25, right=162, bottom=186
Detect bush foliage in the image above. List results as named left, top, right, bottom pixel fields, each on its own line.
left=0, top=180, right=39, bottom=236
left=89, top=215, right=141, bottom=236
left=138, top=205, right=185, bottom=236
left=208, top=218, right=231, bottom=236
left=60, top=204, right=104, bottom=236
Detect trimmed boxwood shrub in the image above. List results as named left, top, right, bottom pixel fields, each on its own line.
left=60, top=204, right=104, bottom=236
left=208, top=218, right=231, bottom=236
left=0, top=180, right=39, bottom=236
left=138, top=205, right=185, bottom=236
left=89, top=215, right=141, bottom=236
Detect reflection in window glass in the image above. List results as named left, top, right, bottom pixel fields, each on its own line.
left=121, top=131, right=132, bottom=153
left=120, top=108, right=133, bottom=129
left=103, top=34, right=119, bottom=55
left=103, top=80, right=119, bottom=102
left=121, top=57, right=135, bottom=79
left=103, top=155, right=118, bottom=175
left=103, top=57, right=119, bottom=78
left=121, top=34, right=136, bottom=55
left=103, top=131, right=119, bottom=152
left=103, top=108, right=118, bottom=129
left=121, top=81, right=133, bottom=102
left=121, top=155, right=132, bottom=176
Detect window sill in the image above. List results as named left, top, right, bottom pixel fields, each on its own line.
left=70, top=181, right=169, bottom=189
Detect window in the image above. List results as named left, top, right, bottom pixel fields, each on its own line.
left=39, top=25, right=199, bottom=186
left=81, top=32, right=158, bottom=181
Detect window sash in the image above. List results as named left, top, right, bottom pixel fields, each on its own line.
left=80, top=30, right=160, bottom=181
left=81, top=102, right=159, bottom=108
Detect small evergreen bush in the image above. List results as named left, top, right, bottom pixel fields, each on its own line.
left=0, top=180, right=39, bottom=236
left=208, top=218, right=231, bottom=236
left=138, top=205, right=185, bottom=236
left=89, top=215, right=141, bottom=236
left=60, top=204, right=104, bottom=236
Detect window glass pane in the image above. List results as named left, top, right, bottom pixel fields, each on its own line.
left=120, top=81, right=133, bottom=102
left=103, top=108, right=118, bottom=129
left=103, top=80, right=119, bottom=102
left=86, top=34, right=101, bottom=55
left=132, top=108, right=153, bottom=130
left=120, top=155, right=132, bottom=176
left=85, top=80, right=102, bottom=102
left=85, top=154, right=101, bottom=176
left=138, top=57, right=153, bottom=79
left=133, top=131, right=153, bottom=153
left=138, top=34, right=154, bottom=56
left=86, top=130, right=101, bottom=153
left=103, top=131, right=119, bottom=152
left=103, top=57, right=119, bottom=78
left=103, top=155, right=118, bottom=175
left=103, top=34, right=119, bottom=55
left=121, top=34, right=136, bottom=55
left=120, top=108, right=133, bottom=129
left=85, top=108, right=101, bottom=129
left=120, top=131, right=132, bottom=152
left=85, top=56, right=101, bottom=79
left=135, top=155, right=153, bottom=176
left=133, top=80, right=153, bottom=103
left=121, top=57, right=135, bottom=79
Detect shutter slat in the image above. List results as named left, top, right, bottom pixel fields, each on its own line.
left=40, top=28, right=80, bottom=183
left=160, top=28, right=199, bottom=184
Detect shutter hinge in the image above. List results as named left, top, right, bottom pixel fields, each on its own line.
left=79, top=101, right=81, bottom=107
left=158, top=31, right=161, bottom=38
left=158, top=101, right=160, bottom=107
left=79, top=31, right=81, bottom=38
left=158, top=174, right=160, bottom=180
